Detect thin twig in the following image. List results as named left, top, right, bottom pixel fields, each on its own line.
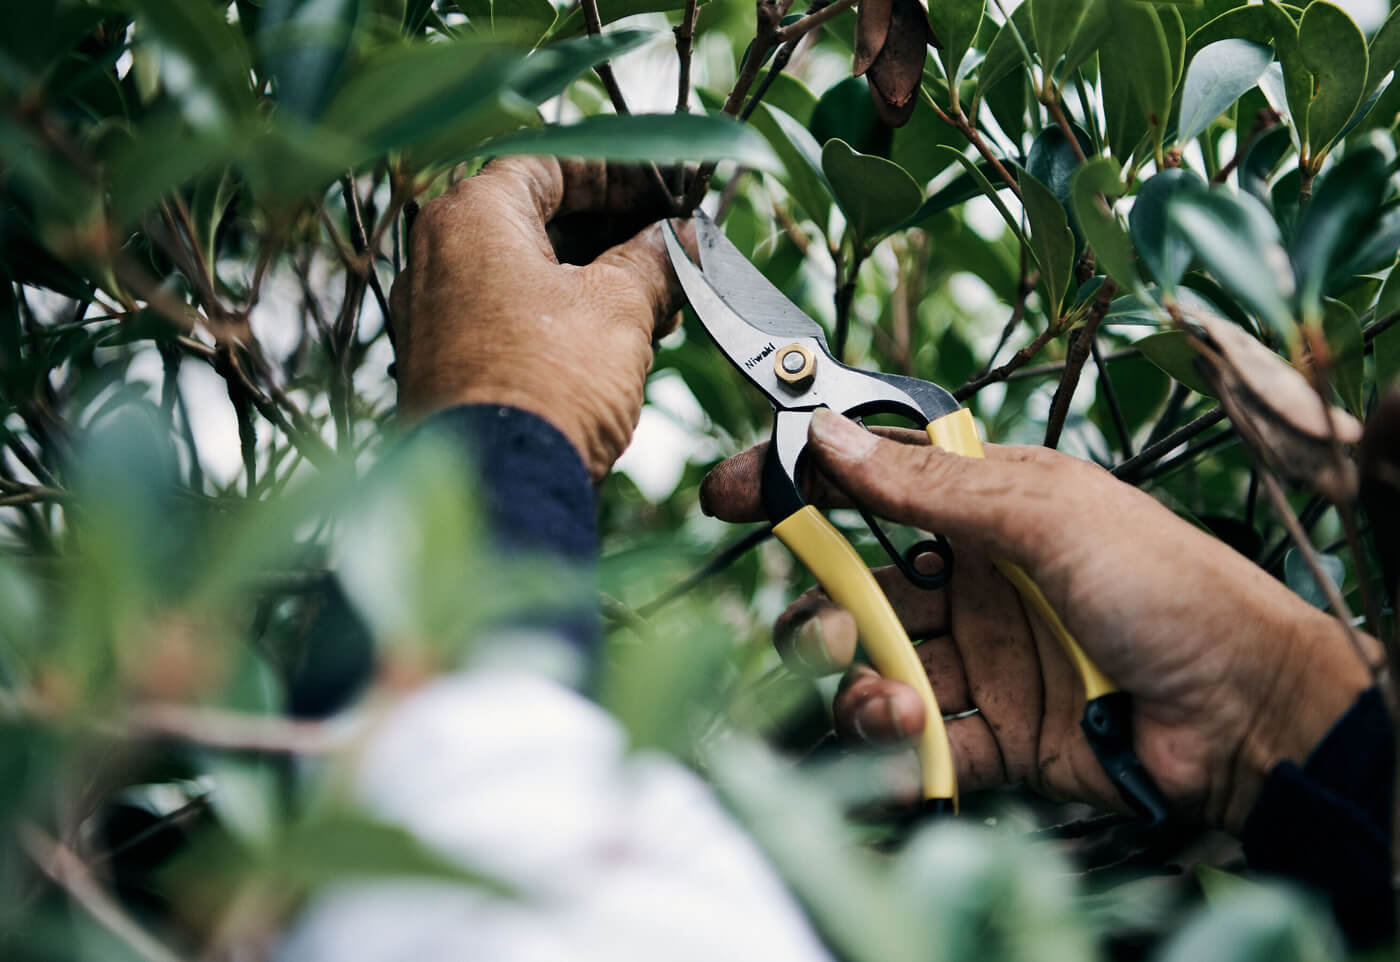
left=1111, top=407, right=1227, bottom=480
left=1091, top=336, right=1132, bottom=457
left=582, top=0, right=632, bottom=115
left=636, top=526, right=774, bottom=617
left=674, top=0, right=700, bottom=113
left=18, top=823, right=185, bottom=962
left=340, top=174, right=394, bottom=341
left=954, top=326, right=1059, bottom=401
left=772, top=0, right=854, bottom=42
left=1043, top=93, right=1088, bottom=164
left=1007, top=348, right=1136, bottom=382
left=1044, top=281, right=1115, bottom=449
left=119, top=703, right=354, bottom=754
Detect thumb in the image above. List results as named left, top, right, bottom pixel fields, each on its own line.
left=806, top=408, right=1043, bottom=565
left=587, top=219, right=697, bottom=341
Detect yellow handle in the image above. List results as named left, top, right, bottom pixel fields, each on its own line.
left=926, top=410, right=1115, bottom=701
left=773, top=505, right=958, bottom=809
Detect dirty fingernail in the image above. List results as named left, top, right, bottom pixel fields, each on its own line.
left=810, top=408, right=878, bottom=458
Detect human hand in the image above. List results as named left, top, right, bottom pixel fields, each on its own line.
left=701, top=409, right=1377, bottom=831
left=391, top=157, right=693, bottom=479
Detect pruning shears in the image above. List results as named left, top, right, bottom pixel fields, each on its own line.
left=664, top=214, right=1169, bottom=826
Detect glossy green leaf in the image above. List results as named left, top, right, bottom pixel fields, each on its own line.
left=1320, top=298, right=1363, bottom=415
left=509, top=30, right=653, bottom=104
left=810, top=77, right=888, bottom=157
left=1289, top=147, right=1387, bottom=320
left=1027, top=124, right=1091, bottom=218
left=1167, top=187, right=1297, bottom=340
left=928, top=0, right=984, bottom=86
left=109, top=121, right=234, bottom=230
left=1136, top=329, right=1216, bottom=395
left=1071, top=157, right=1135, bottom=286
left=762, top=73, right=819, bottom=126
left=1131, top=167, right=1203, bottom=292
left=1297, top=1, right=1368, bottom=156
left=1018, top=168, right=1074, bottom=318
left=890, top=99, right=961, bottom=186
left=1099, top=0, right=1173, bottom=160
left=481, top=113, right=783, bottom=172
left=1263, top=0, right=1310, bottom=151
left=1185, top=4, right=1275, bottom=65
left=752, top=103, right=833, bottom=226
left=821, top=139, right=922, bottom=246
left=259, top=0, right=360, bottom=121
left=1030, top=0, right=1093, bottom=81
left=1177, top=39, right=1273, bottom=145
left=1091, top=350, right=1171, bottom=436
left=457, top=0, right=558, bottom=45
left=126, top=0, right=256, bottom=121
left=1062, top=0, right=1112, bottom=78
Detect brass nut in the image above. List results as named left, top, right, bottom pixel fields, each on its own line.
left=774, top=343, right=816, bottom=386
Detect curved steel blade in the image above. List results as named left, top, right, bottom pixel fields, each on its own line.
left=694, top=211, right=829, bottom=346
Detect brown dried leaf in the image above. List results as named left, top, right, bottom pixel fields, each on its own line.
left=866, top=0, right=930, bottom=126
left=1188, top=310, right=1361, bottom=500
left=853, top=0, right=893, bottom=77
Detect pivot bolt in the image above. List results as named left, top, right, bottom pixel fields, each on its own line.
left=774, top=343, right=816, bottom=387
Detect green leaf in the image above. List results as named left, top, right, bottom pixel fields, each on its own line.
left=109, top=121, right=234, bottom=230
left=1177, top=39, right=1274, bottom=144
left=753, top=103, right=833, bottom=226
left=1027, top=124, right=1091, bottom=221
left=1136, top=329, right=1217, bottom=395
left=1163, top=6, right=1186, bottom=90
left=551, top=0, right=696, bottom=38
left=510, top=29, right=653, bottom=104
left=1297, top=1, right=1368, bottom=157
left=1321, top=298, right=1363, bottom=415
left=127, top=0, right=256, bottom=123
left=1263, top=0, right=1310, bottom=151
left=1366, top=5, right=1400, bottom=98
left=319, top=43, right=535, bottom=162
left=1167, top=187, right=1297, bottom=340
left=481, top=112, right=783, bottom=172
left=1284, top=547, right=1345, bottom=609
left=1071, top=157, right=1136, bottom=286
left=1092, top=348, right=1171, bottom=436
left=977, top=2, right=1035, bottom=98
left=1030, top=0, right=1093, bottom=81
left=1099, top=0, right=1173, bottom=160
left=1289, top=147, right=1387, bottom=320
left=810, top=77, right=888, bottom=157
left=1131, top=168, right=1203, bottom=292
left=1185, top=3, right=1275, bottom=65
left=928, top=0, right=984, bottom=86
left=457, top=0, right=558, bottom=45
left=1063, top=0, right=1112, bottom=78
left=821, top=139, right=922, bottom=246
left=259, top=0, right=360, bottom=121
left=762, top=73, right=819, bottom=126
left=1018, top=168, right=1074, bottom=318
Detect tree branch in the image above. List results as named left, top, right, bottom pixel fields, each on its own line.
left=1044, top=280, right=1114, bottom=448
left=675, top=0, right=700, bottom=113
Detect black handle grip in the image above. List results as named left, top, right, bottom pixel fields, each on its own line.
left=1081, top=692, right=1171, bottom=828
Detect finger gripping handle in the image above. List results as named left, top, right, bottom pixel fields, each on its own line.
left=773, top=506, right=958, bottom=809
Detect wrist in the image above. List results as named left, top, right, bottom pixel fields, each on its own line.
left=1218, top=613, right=1373, bottom=833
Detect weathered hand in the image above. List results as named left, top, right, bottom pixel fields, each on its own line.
left=392, top=156, right=692, bottom=479
left=701, top=409, right=1377, bottom=831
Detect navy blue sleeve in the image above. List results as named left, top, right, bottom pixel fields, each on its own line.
left=417, top=404, right=601, bottom=661
left=1242, top=687, right=1395, bottom=949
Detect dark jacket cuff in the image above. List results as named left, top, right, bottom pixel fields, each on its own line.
left=1241, top=686, right=1394, bottom=948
